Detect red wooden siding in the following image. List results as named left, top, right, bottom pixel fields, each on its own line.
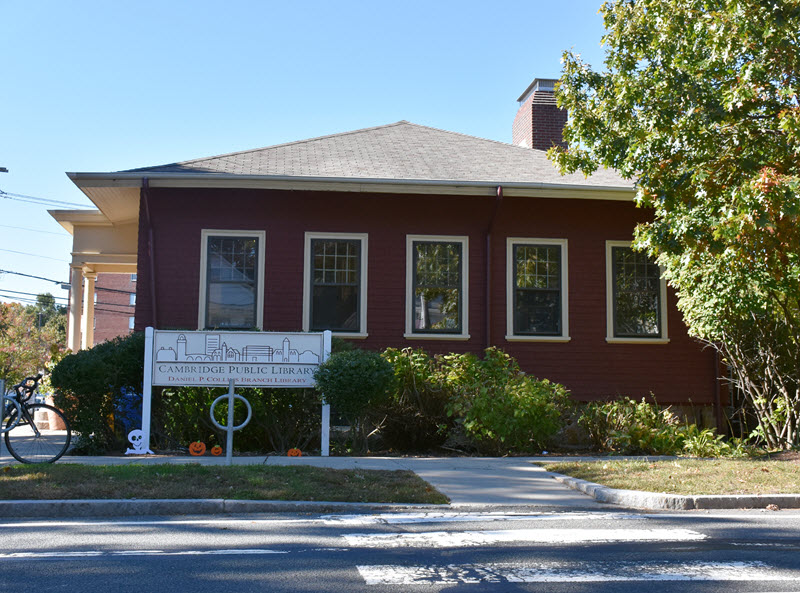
left=135, top=187, right=716, bottom=405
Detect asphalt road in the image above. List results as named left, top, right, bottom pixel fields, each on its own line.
left=2, top=509, right=800, bottom=592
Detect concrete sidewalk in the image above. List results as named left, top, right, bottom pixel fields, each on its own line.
left=2, top=454, right=604, bottom=508
left=2, top=454, right=799, bottom=516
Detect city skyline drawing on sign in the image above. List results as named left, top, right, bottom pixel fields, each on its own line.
left=154, top=332, right=321, bottom=365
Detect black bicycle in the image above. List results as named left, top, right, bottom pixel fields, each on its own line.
left=2, top=374, right=71, bottom=463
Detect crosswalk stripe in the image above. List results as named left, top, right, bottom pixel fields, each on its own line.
left=0, top=549, right=288, bottom=559
left=322, top=511, right=640, bottom=525
left=357, top=561, right=799, bottom=584
left=343, top=528, right=706, bottom=548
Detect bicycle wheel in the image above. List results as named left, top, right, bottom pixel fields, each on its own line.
left=4, top=403, right=71, bottom=463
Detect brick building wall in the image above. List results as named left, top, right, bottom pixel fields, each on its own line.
left=512, top=89, right=568, bottom=151
left=92, top=273, right=136, bottom=345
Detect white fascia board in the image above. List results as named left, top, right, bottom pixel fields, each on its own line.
left=67, top=172, right=635, bottom=201
left=48, top=209, right=112, bottom=234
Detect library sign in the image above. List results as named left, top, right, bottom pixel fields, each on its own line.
left=134, top=328, right=333, bottom=457
left=151, top=330, right=326, bottom=388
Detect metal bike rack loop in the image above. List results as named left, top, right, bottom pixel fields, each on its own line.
left=209, top=379, right=252, bottom=465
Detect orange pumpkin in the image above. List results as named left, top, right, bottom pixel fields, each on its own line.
left=189, top=441, right=206, bottom=456
left=287, top=448, right=302, bottom=457
left=210, top=445, right=223, bottom=456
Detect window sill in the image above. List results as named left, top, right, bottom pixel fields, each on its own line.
left=331, top=332, right=369, bottom=340
left=404, top=333, right=471, bottom=341
left=505, top=335, right=571, bottom=343
left=606, top=337, right=670, bottom=344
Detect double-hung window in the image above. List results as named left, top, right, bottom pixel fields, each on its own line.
left=506, top=238, right=569, bottom=341
left=606, top=241, right=668, bottom=342
left=303, top=233, right=367, bottom=336
left=405, top=235, right=469, bottom=339
left=198, top=230, right=265, bottom=330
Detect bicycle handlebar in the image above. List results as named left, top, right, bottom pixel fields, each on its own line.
left=10, top=374, right=43, bottom=402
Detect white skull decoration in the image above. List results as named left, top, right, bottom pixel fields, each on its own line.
left=125, top=429, right=153, bottom=455
left=128, top=429, right=145, bottom=450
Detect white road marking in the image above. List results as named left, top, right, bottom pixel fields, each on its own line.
left=322, top=511, right=640, bottom=525
left=3, top=510, right=798, bottom=530
left=357, top=561, right=799, bottom=584
left=0, top=548, right=287, bottom=559
left=0, top=518, right=319, bottom=528
left=0, top=511, right=639, bottom=529
left=343, top=528, right=706, bottom=548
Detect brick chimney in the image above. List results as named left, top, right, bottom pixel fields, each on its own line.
left=512, top=78, right=567, bottom=151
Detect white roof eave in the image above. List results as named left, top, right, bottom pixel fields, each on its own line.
left=67, top=171, right=635, bottom=202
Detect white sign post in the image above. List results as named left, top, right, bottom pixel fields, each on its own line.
left=136, top=328, right=332, bottom=457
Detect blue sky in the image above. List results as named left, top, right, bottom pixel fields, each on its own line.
left=0, top=0, right=609, bottom=307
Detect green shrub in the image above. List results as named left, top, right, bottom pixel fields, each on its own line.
left=578, top=397, right=682, bottom=455
left=443, top=348, right=572, bottom=454
left=51, top=332, right=145, bottom=454
left=314, top=348, right=394, bottom=452
left=377, top=348, right=452, bottom=451
left=156, top=386, right=320, bottom=454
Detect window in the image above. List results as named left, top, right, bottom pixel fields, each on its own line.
left=606, top=241, right=668, bottom=342
left=198, top=230, right=265, bottom=330
left=303, top=233, right=368, bottom=335
left=129, top=293, right=136, bottom=306
left=405, top=235, right=469, bottom=339
left=130, top=273, right=137, bottom=282
left=506, top=238, right=569, bottom=341
left=128, top=316, right=135, bottom=330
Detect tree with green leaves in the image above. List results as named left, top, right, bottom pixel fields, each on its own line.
left=0, top=295, right=66, bottom=387
left=551, top=0, right=800, bottom=448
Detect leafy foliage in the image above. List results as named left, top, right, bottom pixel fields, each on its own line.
left=551, top=0, right=800, bottom=448
left=377, top=348, right=452, bottom=451
left=578, top=397, right=683, bottom=455
left=314, top=349, right=394, bottom=451
left=155, top=386, right=320, bottom=454
left=443, top=348, right=572, bottom=454
left=578, top=397, right=756, bottom=457
left=51, top=331, right=145, bottom=454
left=0, top=297, right=66, bottom=387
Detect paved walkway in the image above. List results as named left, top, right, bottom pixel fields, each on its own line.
left=0, top=454, right=604, bottom=509
left=3, top=453, right=799, bottom=515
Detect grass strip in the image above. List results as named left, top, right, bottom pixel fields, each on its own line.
left=0, top=464, right=448, bottom=504
left=541, top=458, right=800, bottom=496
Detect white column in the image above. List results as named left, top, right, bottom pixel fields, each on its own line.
left=81, top=270, right=97, bottom=350
left=67, top=266, right=83, bottom=352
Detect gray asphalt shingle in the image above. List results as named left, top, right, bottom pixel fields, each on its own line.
left=125, top=121, right=631, bottom=189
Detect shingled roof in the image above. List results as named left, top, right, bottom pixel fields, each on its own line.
left=125, top=121, right=631, bottom=190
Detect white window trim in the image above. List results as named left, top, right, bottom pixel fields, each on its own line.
left=605, top=240, right=669, bottom=344
left=404, top=234, right=470, bottom=340
left=198, top=229, right=266, bottom=331
left=129, top=293, right=136, bottom=306
left=302, top=232, right=368, bottom=338
left=505, top=237, right=571, bottom=343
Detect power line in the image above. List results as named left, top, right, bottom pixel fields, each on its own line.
left=0, top=296, right=131, bottom=317
left=0, top=289, right=68, bottom=301
left=0, top=248, right=69, bottom=263
left=0, top=268, right=137, bottom=294
left=0, top=189, right=89, bottom=209
left=0, top=224, right=70, bottom=236
left=0, top=269, right=67, bottom=285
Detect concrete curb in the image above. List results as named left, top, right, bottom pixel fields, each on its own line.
left=0, top=499, right=447, bottom=518
left=0, top=499, right=609, bottom=518
left=551, top=473, right=800, bottom=510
